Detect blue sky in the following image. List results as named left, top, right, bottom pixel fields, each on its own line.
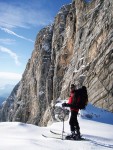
left=0, top=0, right=72, bottom=88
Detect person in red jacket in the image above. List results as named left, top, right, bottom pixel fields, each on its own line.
left=62, top=84, right=80, bottom=139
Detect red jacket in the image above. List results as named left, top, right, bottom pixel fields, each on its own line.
left=68, top=91, right=79, bottom=112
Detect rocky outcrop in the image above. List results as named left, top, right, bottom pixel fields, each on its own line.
left=0, top=0, right=113, bottom=125
left=0, top=83, right=20, bottom=121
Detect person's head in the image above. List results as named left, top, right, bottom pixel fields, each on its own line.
left=70, top=84, right=75, bottom=92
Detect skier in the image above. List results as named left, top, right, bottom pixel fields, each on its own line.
left=62, top=84, right=81, bottom=140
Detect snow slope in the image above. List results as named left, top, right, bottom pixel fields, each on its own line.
left=80, top=103, right=113, bottom=125
left=0, top=104, right=113, bottom=150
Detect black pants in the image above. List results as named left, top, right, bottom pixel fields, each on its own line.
left=69, top=110, right=80, bottom=133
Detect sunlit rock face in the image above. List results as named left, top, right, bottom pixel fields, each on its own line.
left=1, top=0, right=113, bottom=126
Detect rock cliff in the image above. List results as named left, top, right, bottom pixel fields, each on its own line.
left=0, top=0, right=113, bottom=126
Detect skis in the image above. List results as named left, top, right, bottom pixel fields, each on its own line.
left=50, top=130, right=62, bottom=135
left=42, top=130, right=113, bottom=148
left=50, top=130, right=67, bottom=136
left=42, top=130, right=85, bottom=141
left=42, top=130, right=67, bottom=140
left=50, top=130, right=85, bottom=141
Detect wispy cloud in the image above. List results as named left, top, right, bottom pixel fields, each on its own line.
left=0, top=46, right=21, bottom=66
left=0, top=1, right=53, bottom=29
left=0, top=27, right=34, bottom=43
left=0, top=38, right=15, bottom=45
left=0, top=1, right=53, bottom=43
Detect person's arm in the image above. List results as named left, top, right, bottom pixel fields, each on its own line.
left=62, top=93, right=72, bottom=107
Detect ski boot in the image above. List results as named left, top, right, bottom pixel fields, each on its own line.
left=65, top=131, right=76, bottom=140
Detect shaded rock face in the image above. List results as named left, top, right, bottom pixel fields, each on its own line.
left=0, top=83, right=20, bottom=121
left=0, top=0, right=113, bottom=125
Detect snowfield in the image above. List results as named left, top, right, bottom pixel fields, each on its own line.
left=0, top=104, right=113, bottom=150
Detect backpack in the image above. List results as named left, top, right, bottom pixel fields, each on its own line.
left=73, top=86, right=88, bottom=109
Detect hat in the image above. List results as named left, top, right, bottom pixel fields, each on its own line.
left=71, top=84, right=75, bottom=88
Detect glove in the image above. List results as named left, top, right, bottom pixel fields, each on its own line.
left=62, top=102, right=68, bottom=107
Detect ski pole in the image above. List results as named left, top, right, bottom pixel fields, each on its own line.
left=62, top=108, right=65, bottom=140
left=62, top=118, right=64, bottom=140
